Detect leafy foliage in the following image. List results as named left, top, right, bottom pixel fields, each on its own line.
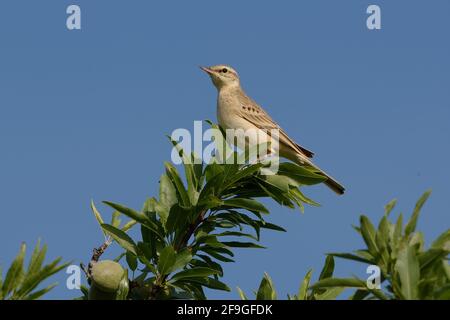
left=319, top=190, right=449, bottom=300
left=238, top=257, right=345, bottom=300
left=2, top=128, right=448, bottom=301
left=0, top=240, right=69, bottom=300
left=88, top=123, right=325, bottom=299
left=243, top=191, right=449, bottom=300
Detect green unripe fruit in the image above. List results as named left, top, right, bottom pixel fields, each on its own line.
left=88, top=284, right=117, bottom=300
left=90, top=260, right=125, bottom=293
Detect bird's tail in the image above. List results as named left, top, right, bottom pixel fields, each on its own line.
left=322, top=174, right=345, bottom=195
left=294, top=153, right=345, bottom=195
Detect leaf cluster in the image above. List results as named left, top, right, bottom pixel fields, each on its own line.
left=0, top=240, right=69, bottom=300
left=90, top=122, right=324, bottom=299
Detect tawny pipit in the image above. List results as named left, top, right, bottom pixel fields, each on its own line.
left=201, top=65, right=345, bottom=195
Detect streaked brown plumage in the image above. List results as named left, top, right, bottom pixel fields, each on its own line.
left=201, top=65, right=345, bottom=195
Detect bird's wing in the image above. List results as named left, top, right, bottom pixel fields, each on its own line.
left=236, top=94, right=314, bottom=158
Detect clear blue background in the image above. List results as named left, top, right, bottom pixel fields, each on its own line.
left=0, top=0, right=449, bottom=299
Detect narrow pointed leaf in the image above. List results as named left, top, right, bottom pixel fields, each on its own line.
left=384, top=199, right=397, bottom=216
left=319, top=256, right=335, bottom=280
left=256, top=273, right=277, bottom=300
left=395, top=245, right=420, bottom=300
left=101, top=224, right=138, bottom=255
left=2, top=243, right=26, bottom=297
left=298, top=269, right=313, bottom=300
left=170, top=267, right=219, bottom=282
left=157, top=246, right=177, bottom=275
left=405, top=190, right=431, bottom=236
left=222, top=198, right=269, bottom=214
left=311, top=277, right=366, bottom=289
left=164, top=162, right=190, bottom=207
left=360, top=215, right=379, bottom=257
left=237, top=287, right=248, bottom=300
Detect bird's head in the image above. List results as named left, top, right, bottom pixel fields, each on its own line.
left=200, top=65, right=240, bottom=90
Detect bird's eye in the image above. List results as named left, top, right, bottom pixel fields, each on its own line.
left=222, top=68, right=228, bottom=73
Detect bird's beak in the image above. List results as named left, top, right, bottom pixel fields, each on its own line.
left=200, top=66, right=214, bottom=75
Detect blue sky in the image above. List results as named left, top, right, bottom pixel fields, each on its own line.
left=0, top=0, right=449, bottom=299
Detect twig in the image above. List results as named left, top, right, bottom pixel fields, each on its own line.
left=175, top=210, right=206, bottom=251
left=86, top=238, right=112, bottom=278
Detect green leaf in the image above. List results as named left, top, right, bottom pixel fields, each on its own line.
left=197, top=195, right=224, bottom=211
left=237, top=287, right=248, bottom=300
left=168, top=138, right=200, bottom=204
left=355, top=250, right=375, bottom=262
left=126, top=252, right=138, bottom=271
left=103, top=201, right=147, bottom=225
left=418, top=249, right=448, bottom=271
left=157, top=246, right=177, bottom=275
left=199, top=236, right=229, bottom=249
left=137, top=241, right=154, bottom=262
left=222, top=198, right=269, bottom=214
left=328, top=253, right=373, bottom=264
left=277, top=162, right=327, bottom=185
left=256, top=273, right=277, bottom=300
left=207, top=121, right=235, bottom=163
left=199, top=247, right=235, bottom=263
left=360, top=215, right=379, bottom=257
left=223, top=164, right=263, bottom=190
left=257, top=181, right=294, bottom=209
left=314, top=287, right=345, bottom=300
left=384, top=198, right=397, bottom=216
left=431, top=229, right=450, bottom=250
left=405, top=190, right=431, bottom=236
left=165, top=162, right=191, bottom=207
left=434, top=284, right=450, bottom=300
left=260, top=175, right=290, bottom=193
left=115, top=269, right=129, bottom=300
left=376, top=216, right=391, bottom=267
left=182, top=277, right=231, bottom=292
left=195, top=255, right=224, bottom=277
left=15, top=258, right=69, bottom=299
left=319, top=256, right=335, bottom=280
left=2, top=243, right=26, bottom=297
left=23, top=283, right=57, bottom=300
left=121, top=220, right=137, bottom=232
left=298, top=269, right=313, bottom=300
left=377, top=216, right=390, bottom=249
left=159, top=174, right=178, bottom=210
left=221, top=241, right=265, bottom=249
left=289, top=187, right=320, bottom=207
left=409, top=232, right=424, bottom=251
left=101, top=224, right=138, bottom=255
left=142, top=197, right=157, bottom=214
left=25, top=240, right=46, bottom=280
left=165, top=204, right=191, bottom=235
left=201, top=163, right=225, bottom=196
left=311, top=277, right=366, bottom=289
left=395, top=244, right=420, bottom=300
left=171, top=249, right=193, bottom=273
left=214, top=231, right=258, bottom=241
left=111, top=211, right=121, bottom=228
left=393, top=213, right=404, bottom=251
left=104, top=202, right=164, bottom=240
left=91, top=200, right=105, bottom=235
left=170, top=267, right=220, bottom=282
left=351, top=289, right=371, bottom=300
left=0, top=266, right=3, bottom=296
left=260, top=222, right=286, bottom=233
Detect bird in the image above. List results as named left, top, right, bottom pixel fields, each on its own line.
left=200, top=64, right=345, bottom=195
